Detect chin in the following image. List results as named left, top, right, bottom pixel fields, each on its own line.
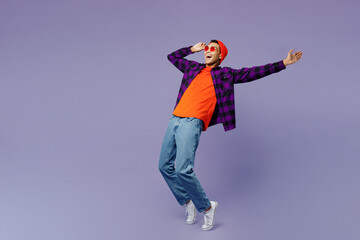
left=205, top=59, right=213, bottom=65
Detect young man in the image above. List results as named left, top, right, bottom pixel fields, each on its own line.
left=158, top=40, right=303, bottom=230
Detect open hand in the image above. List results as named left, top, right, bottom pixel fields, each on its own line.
left=191, top=42, right=206, bottom=53
left=283, top=49, right=303, bottom=66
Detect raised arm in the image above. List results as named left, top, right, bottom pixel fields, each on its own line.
left=167, top=42, right=206, bottom=73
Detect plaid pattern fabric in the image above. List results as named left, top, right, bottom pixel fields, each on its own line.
left=168, top=46, right=286, bottom=132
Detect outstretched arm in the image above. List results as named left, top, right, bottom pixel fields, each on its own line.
left=232, top=49, right=303, bottom=84
left=232, top=61, right=286, bottom=84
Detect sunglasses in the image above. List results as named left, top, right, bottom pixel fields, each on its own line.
left=204, top=46, right=217, bottom=52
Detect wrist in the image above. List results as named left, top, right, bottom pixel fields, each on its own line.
left=283, top=59, right=288, bottom=66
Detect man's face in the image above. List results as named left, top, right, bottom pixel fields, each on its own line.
left=204, top=42, right=221, bottom=66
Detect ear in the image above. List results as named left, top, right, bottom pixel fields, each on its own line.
left=219, top=53, right=222, bottom=61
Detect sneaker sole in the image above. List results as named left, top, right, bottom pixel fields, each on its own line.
left=186, top=219, right=196, bottom=224
left=201, top=202, right=218, bottom=231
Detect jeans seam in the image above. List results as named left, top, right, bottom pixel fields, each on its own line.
left=192, top=175, right=208, bottom=212
left=191, top=130, right=208, bottom=212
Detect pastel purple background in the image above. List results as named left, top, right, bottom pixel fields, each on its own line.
left=1, top=0, right=359, bottom=239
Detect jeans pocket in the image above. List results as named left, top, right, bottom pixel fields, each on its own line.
left=187, top=117, right=202, bottom=126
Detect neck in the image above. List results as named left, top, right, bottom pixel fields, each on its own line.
left=206, top=62, right=219, bottom=68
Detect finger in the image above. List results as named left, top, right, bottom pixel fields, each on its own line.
left=288, top=50, right=294, bottom=58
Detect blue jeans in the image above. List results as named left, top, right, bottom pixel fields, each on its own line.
left=158, top=115, right=211, bottom=212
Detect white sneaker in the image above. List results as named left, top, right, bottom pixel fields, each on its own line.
left=185, top=200, right=196, bottom=224
left=201, top=201, right=218, bottom=231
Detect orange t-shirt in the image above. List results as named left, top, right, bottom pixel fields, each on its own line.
left=173, top=67, right=217, bottom=131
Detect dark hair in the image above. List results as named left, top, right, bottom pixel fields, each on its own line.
left=210, top=39, right=220, bottom=53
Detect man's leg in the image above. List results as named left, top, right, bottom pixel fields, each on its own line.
left=158, top=115, right=190, bottom=205
left=174, top=117, right=211, bottom=213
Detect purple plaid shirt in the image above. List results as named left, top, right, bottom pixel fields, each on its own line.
left=168, top=46, right=286, bottom=132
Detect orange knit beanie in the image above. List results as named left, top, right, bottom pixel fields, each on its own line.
left=217, top=40, right=228, bottom=64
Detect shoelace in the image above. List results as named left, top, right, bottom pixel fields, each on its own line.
left=203, top=210, right=211, bottom=225
left=185, top=203, right=195, bottom=218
